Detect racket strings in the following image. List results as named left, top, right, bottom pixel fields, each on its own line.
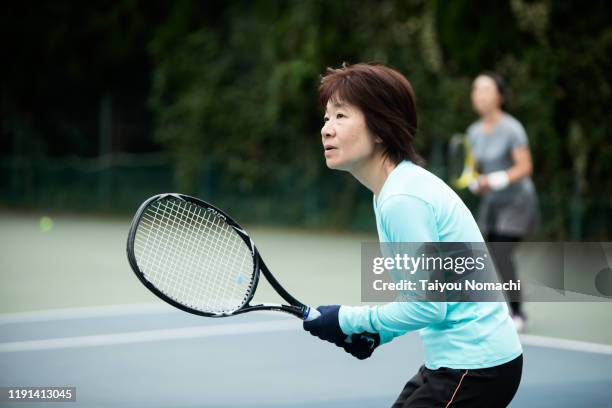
left=139, top=199, right=252, bottom=312
left=133, top=197, right=255, bottom=314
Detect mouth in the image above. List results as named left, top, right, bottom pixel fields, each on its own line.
left=324, top=145, right=337, bottom=151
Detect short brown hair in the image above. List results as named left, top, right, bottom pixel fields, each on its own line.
left=319, top=63, right=424, bottom=166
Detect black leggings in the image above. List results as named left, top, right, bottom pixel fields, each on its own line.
left=487, top=233, right=522, bottom=316
left=392, top=355, right=523, bottom=408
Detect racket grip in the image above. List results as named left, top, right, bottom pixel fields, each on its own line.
left=303, top=307, right=350, bottom=342
left=303, top=307, right=321, bottom=321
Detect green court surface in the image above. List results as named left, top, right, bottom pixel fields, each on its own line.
left=1, top=211, right=610, bottom=345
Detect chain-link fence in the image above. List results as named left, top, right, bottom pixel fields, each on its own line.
left=1, top=152, right=609, bottom=239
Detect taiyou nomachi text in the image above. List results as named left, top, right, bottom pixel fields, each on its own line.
left=373, top=279, right=521, bottom=292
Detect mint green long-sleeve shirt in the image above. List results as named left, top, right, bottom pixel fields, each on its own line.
left=338, top=161, right=522, bottom=369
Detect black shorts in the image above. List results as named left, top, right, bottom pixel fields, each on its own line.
left=392, top=354, right=523, bottom=408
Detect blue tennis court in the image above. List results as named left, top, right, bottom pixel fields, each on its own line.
left=1, top=305, right=611, bottom=407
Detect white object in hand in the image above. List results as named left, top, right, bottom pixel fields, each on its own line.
left=468, top=179, right=480, bottom=194
left=487, top=171, right=510, bottom=191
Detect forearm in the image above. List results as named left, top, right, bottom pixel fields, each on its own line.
left=505, top=162, right=532, bottom=183
left=339, top=302, right=447, bottom=344
left=504, top=146, right=533, bottom=184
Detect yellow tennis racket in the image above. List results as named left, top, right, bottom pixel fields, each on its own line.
left=448, top=133, right=479, bottom=189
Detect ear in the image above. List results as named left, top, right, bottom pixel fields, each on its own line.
left=374, top=135, right=383, bottom=144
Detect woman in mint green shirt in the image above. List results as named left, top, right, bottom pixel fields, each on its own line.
left=304, top=63, right=522, bottom=407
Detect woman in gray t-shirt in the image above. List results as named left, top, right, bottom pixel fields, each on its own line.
left=467, top=72, right=539, bottom=331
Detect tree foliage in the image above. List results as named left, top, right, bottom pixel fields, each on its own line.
left=148, top=0, right=610, bottom=237
left=2, top=0, right=610, bottom=237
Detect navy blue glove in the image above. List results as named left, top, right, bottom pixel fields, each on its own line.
left=303, top=305, right=345, bottom=346
left=303, top=305, right=381, bottom=360
left=343, top=332, right=381, bottom=360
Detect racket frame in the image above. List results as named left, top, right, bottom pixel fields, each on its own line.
left=448, top=133, right=479, bottom=189
left=126, top=193, right=311, bottom=319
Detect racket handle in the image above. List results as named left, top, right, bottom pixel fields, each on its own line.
left=303, top=307, right=321, bottom=321
left=303, top=307, right=350, bottom=342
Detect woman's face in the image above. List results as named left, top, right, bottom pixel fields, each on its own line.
left=471, top=75, right=502, bottom=116
left=321, top=99, right=379, bottom=172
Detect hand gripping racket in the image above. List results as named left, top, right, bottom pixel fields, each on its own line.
left=126, top=193, right=320, bottom=321
left=448, top=133, right=479, bottom=190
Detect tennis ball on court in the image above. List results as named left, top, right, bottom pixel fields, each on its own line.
left=40, top=216, right=54, bottom=233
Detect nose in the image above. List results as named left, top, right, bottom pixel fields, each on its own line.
left=321, top=121, right=335, bottom=139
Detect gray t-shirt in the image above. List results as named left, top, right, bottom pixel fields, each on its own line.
left=467, top=113, right=538, bottom=236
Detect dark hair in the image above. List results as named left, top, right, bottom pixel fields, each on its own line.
left=319, top=62, right=424, bottom=166
left=479, top=71, right=508, bottom=110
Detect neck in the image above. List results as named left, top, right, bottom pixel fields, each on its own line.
left=350, top=153, right=397, bottom=196
left=482, top=109, right=503, bottom=124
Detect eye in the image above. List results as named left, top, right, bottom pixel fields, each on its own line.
left=336, top=113, right=345, bottom=119
left=323, top=116, right=329, bottom=122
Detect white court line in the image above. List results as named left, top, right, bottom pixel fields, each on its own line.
left=2, top=321, right=611, bottom=355
left=0, top=303, right=177, bottom=324
left=520, top=334, right=612, bottom=355
left=0, top=303, right=292, bottom=324
left=2, top=306, right=611, bottom=355
left=0, top=320, right=299, bottom=353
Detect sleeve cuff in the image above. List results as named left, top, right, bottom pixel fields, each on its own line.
left=338, top=305, right=353, bottom=336
left=379, top=331, right=395, bottom=345
left=339, top=305, right=395, bottom=345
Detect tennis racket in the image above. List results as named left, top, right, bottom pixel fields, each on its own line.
left=126, top=193, right=320, bottom=321
left=448, top=133, right=479, bottom=189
